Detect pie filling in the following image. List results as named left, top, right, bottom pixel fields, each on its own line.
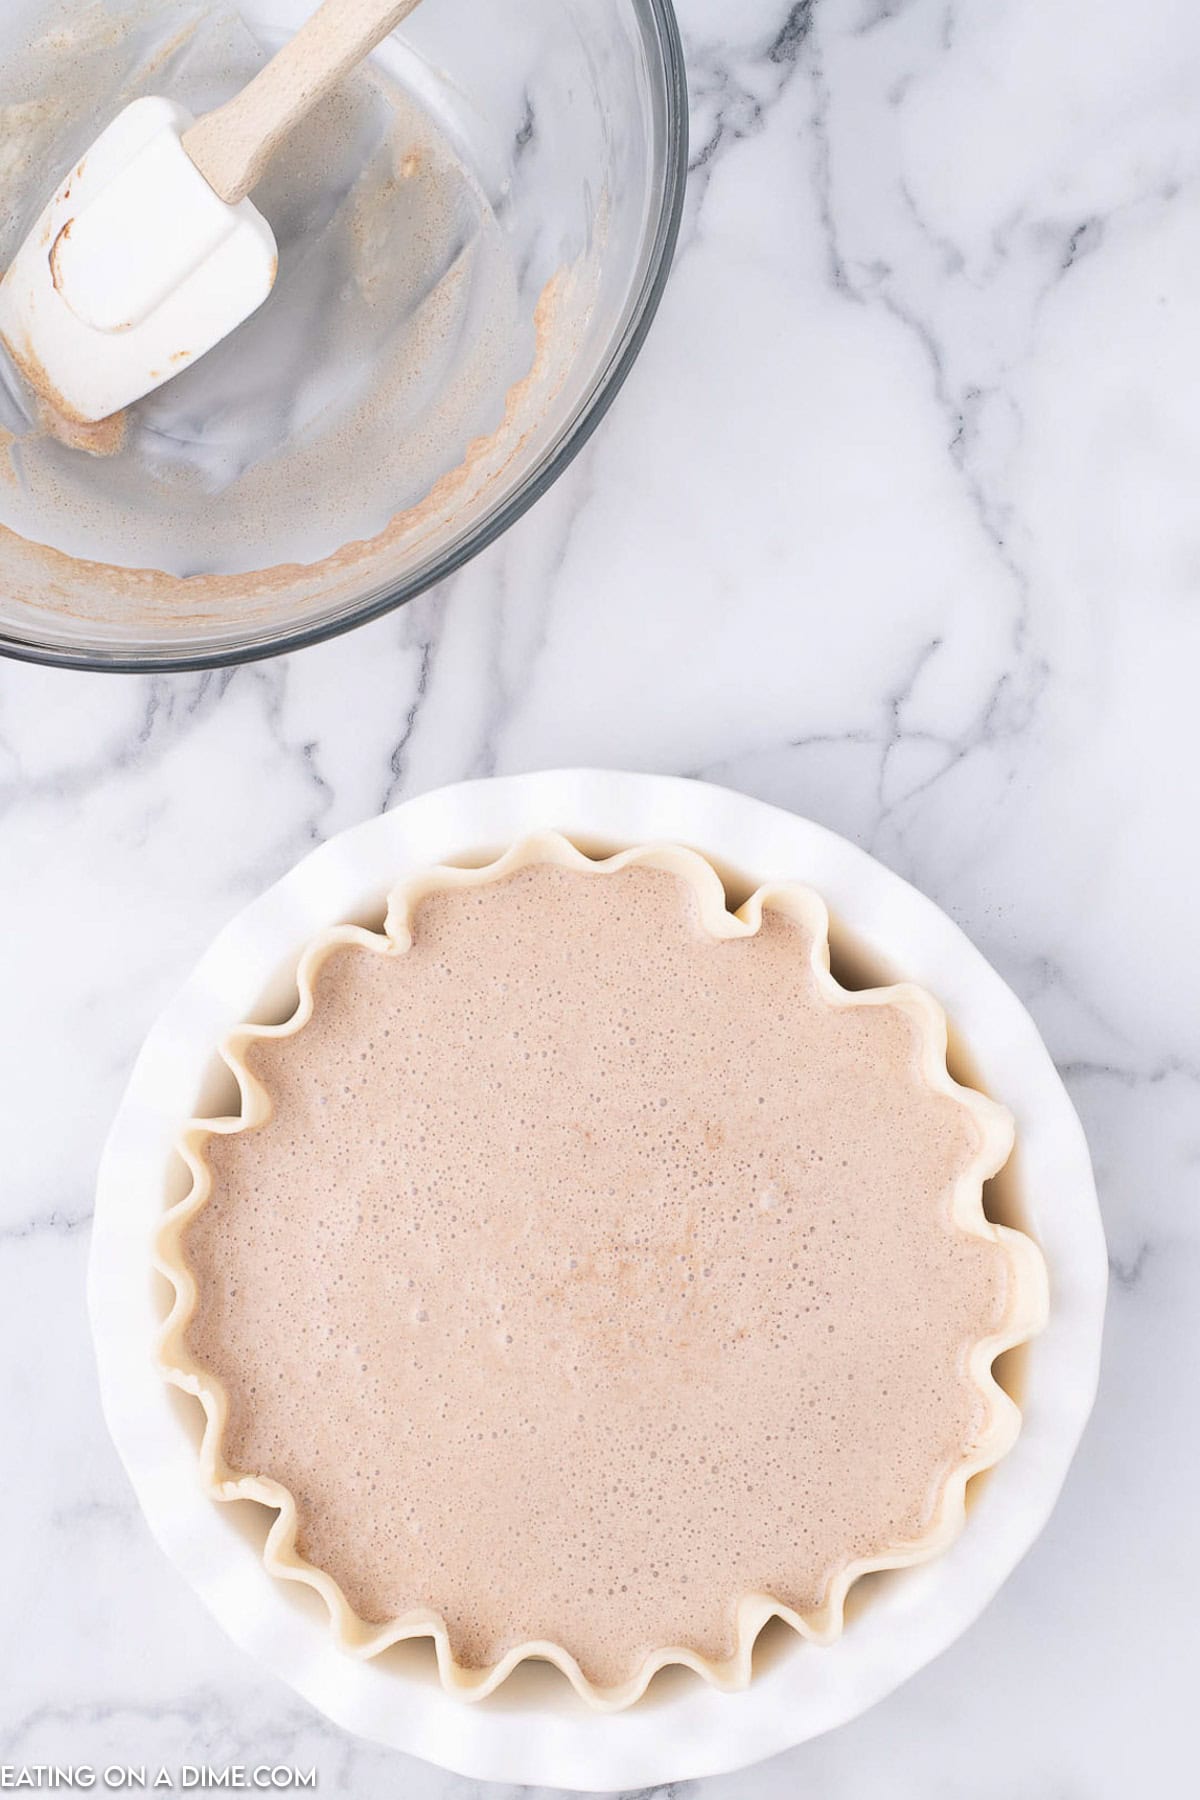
left=162, top=842, right=1044, bottom=1701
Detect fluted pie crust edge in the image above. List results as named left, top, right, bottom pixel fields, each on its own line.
left=154, top=832, right=1050, bottom=1710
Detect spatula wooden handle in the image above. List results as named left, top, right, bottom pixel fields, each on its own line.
left=182, top=0, right=424, bottom=205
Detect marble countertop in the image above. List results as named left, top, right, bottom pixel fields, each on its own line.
left=1, top=0, right=1193, bottom=1792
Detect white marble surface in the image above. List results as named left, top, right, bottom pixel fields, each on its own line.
left=0, top=0, right=1193, bottom=1792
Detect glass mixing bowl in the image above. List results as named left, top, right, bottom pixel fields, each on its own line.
left=0, top=0, right=685, bottom=671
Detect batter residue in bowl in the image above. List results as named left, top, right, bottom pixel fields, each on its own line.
left=0, top=0, right=598, bottom=627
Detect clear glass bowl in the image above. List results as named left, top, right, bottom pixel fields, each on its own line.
left=0, top=0, right=686, bottom=671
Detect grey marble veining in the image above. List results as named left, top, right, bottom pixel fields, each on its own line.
left=1, top=0, right=1196, bottom=1792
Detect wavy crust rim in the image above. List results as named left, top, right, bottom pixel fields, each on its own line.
left=153, top=831, right=1050, bottom=1711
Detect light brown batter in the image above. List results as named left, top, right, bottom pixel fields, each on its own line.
left=182, top=858, right=1013, bottom=1691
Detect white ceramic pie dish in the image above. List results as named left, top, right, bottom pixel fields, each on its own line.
left=89, top=770, right=1107, bottom=1790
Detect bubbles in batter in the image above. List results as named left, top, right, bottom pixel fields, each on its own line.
left=183, top=858, right=1013, bottom=1691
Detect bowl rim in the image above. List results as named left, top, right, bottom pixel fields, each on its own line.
left=88, top=771, right=1108, bottom=1789
left=0, top=0, right=689, bottom=675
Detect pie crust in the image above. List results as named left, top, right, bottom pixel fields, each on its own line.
left=155, top=833, right=1049, bottom=1709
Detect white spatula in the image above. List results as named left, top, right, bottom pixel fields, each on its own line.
left=0, top=0, right=424, bottom=427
